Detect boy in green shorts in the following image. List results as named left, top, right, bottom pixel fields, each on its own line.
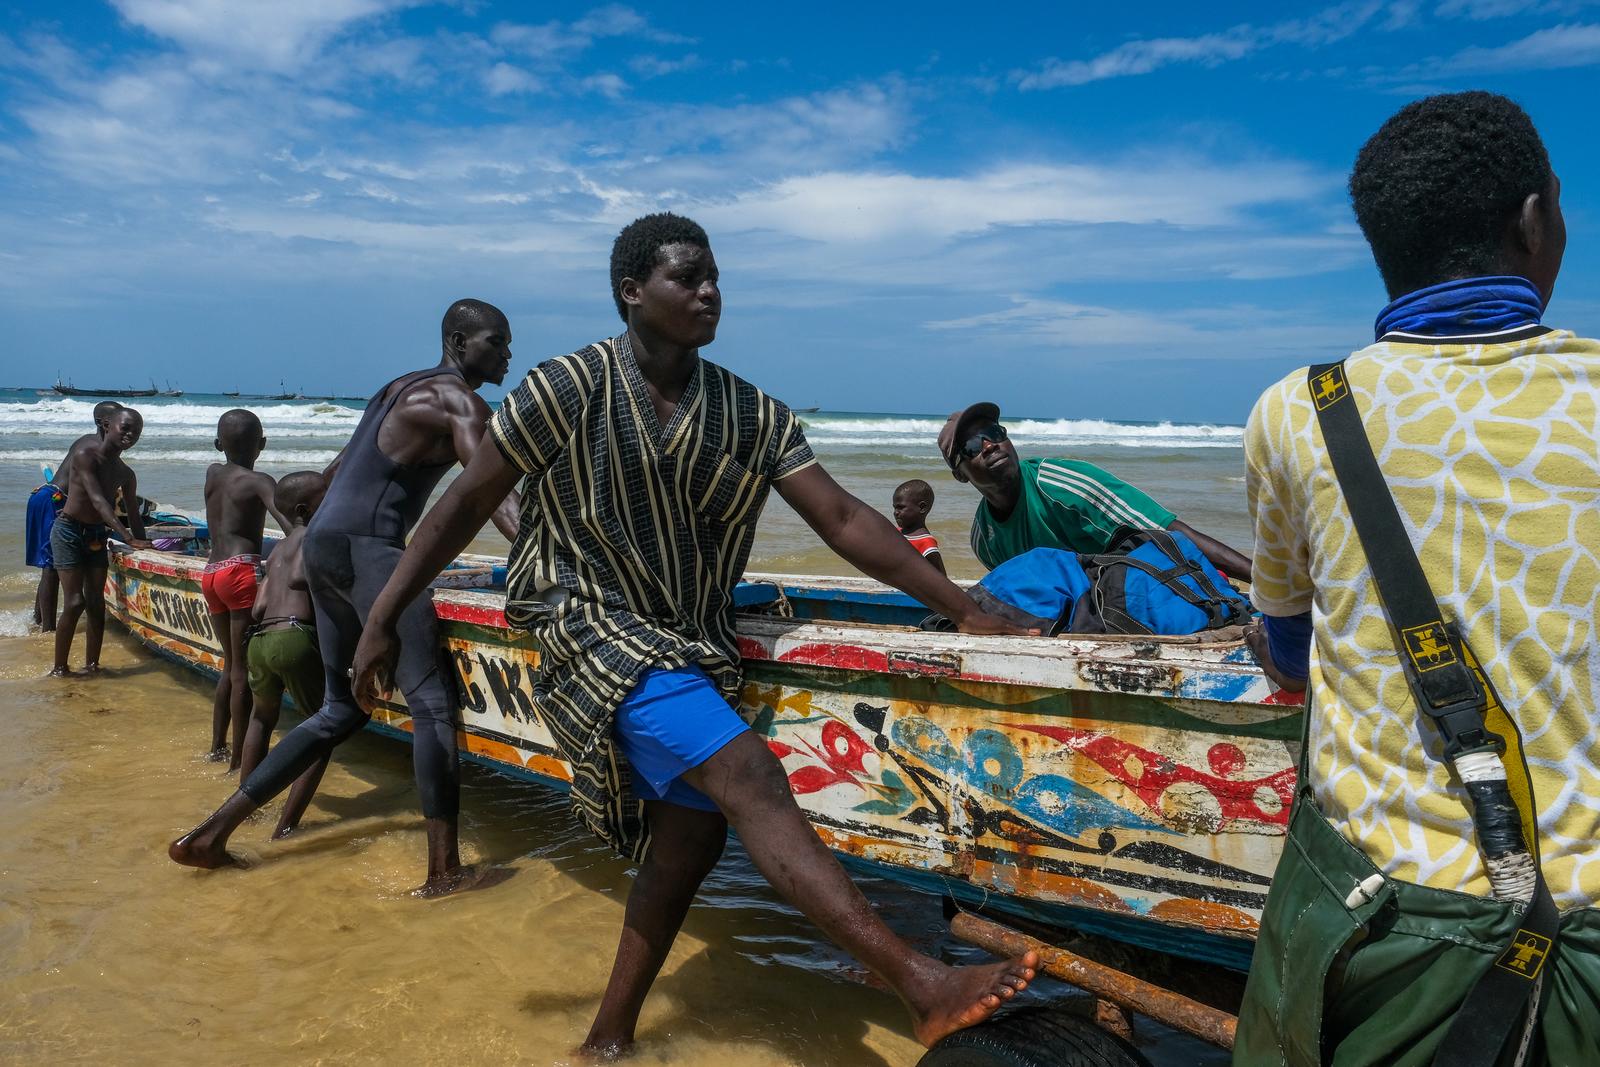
left=237, top=471, right=330, bottom=839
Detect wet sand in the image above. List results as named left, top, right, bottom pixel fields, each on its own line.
left=0, top=434, right=1242, bottom=1066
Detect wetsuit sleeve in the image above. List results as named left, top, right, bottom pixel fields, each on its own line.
left=1034, top=459, right=1177, bottom=553
left=489, top=359, right=572, bottom=477
left=1245, top=379, right=1315, bottom=616
left=771, top=407, right=818, bottom=481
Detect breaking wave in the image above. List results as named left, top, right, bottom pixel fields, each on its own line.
left=0, top=449, right=342, bottom=465
left=799, top=414, right=1243, bottom=449
left=0, top=398, right=362, bottom=439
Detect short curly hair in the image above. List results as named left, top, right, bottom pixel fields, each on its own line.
left=609, top=213, right=710, bottom=323
left=1350, top=91, right=1552, bottom=297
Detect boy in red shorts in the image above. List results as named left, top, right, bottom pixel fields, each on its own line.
left=203, top=409, right=289, bottom=768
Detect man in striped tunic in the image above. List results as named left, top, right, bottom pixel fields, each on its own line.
left=353, top=213, right=1038, bottom=1056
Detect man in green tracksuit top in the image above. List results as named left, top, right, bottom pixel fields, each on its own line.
left=1236, top=92, right=1600, bottom=1066
left=937, top=400, right=1252, bottom=580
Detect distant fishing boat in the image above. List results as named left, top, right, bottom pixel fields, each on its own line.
left=268, top=381, right=305, bottom=401
left=796, top=405, right=821, bottom=413
left=51, top=377, right=157, bottom=398
left=160, top=381, right=184, bottom=398
left=222, top=391, right=240, bottom=398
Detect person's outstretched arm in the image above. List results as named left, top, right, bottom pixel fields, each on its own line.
left=1168, top=518, right=1252, bottom=583
left=776, top=465, right=1029, bottom=636
left=123, top=470, right=146, bottom=541
left=352, top=438, right=523, bottom=705
left=76, top=455, right=140, bottom=545
left=258, top=474, right=292, bottom=533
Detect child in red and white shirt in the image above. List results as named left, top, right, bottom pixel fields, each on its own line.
left=892, top=479, right=945, bottom=576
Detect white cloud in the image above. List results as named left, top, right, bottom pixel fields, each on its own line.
left=923, top=296, right=1357, bottom=357
left=1436, top=0, right=1597, bottom=17
left=1014, top=1, right=1384, bottom=88
left=694, top=159, right=1333, bottom=244
left=492, top=5, right=688, bottom=60
left=579, top=72, right=629, bottom=98
left=466, top=192, right=532, bottom=205
left=110, top=0, right=418, bottom=72
left=630, top=53, right=700, bottom=77
left=1445, top=21, right=1600, bottom=68
left=483, top=62, right=542, bottom=96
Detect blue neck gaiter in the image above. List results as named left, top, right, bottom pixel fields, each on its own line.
left=1374, top=275, right=1544, bottom=341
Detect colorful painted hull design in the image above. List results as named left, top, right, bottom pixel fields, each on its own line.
left=107, top=549, right=1301, bottom=970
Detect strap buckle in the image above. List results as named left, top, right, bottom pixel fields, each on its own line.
left=1417, top=689, right=1505, bottom=761
left=1402, top=622, right=1503, bottom=761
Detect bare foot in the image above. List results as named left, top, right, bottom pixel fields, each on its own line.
left=48, top=666, right=74, bottom=678
left=83, top=662, right=102, bottom=674
left=204, top=746, right=228, bottom=763
left=271, top=822, right=298, bottom=841
left=168, top=830, right=243, bottom=870
left=908, top=952, right=1039, bottom=1048
left=575, top=1038, right=632, bottom=1062
left=411, top=864, right=514, bottom=899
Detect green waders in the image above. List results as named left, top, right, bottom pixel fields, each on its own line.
left=1233, top=786, right=1600, bottom=1065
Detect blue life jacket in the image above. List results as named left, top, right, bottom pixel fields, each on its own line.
left=966, top=547, right=1093, bottom=634
left=955, top=527, right=1250, bottom=636
left=1073, top=527, right=1251, bottom=636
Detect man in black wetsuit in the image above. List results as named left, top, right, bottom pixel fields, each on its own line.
left=169, top=298, right=520, bottom=896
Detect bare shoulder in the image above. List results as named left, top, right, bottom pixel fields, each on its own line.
left=403, top=374, right=487, bottom=421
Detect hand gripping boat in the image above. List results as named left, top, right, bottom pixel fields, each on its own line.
left=108, top=529, right=1300, bottom=1062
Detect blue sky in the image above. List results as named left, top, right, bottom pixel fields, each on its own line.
left=2, top=1, right=1597, bottom=422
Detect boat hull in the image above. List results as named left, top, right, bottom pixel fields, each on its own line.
left=107, top=547, right=1299, bottom=971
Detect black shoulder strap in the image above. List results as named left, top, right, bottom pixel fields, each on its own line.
left=1307, top=362, right=1557, bottom=1067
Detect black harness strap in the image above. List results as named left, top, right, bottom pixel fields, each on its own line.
left=1308, top=362, right=1558, bottom=1067
left=1085, top=527, right=1251, bottom=630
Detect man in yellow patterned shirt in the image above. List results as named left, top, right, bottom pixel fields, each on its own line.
left=1236, top=92, right=1599, bottom=1066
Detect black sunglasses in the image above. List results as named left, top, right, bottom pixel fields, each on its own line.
left=960, top=423, right=1007, bottom=460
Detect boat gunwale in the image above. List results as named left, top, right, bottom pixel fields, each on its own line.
left=110, top=545, right=1290, bottom=710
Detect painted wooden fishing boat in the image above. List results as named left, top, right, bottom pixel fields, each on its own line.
left=105, top=537, right=1301, bottom=974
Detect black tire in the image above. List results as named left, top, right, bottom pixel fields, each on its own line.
left=916, top=1007, right=1154, bottom=1067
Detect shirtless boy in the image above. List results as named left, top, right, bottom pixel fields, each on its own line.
left=170, top=299, right=521, bottom=895
left=28, top=401, right=120, bottom=631
left=51, top=407, right=149, bottom=675
left=203, top=409, right=291, bottom=767
left=237, top=471, right=330, bottom=839
left=892, top=479, right=946, bottom=575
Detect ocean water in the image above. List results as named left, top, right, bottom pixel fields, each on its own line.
left=0, top=388, right=1253, bottom=579
left=0, top=386, right=1239, bottom=1066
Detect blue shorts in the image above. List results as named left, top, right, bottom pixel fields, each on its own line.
left=613, top=665, right=749, bottom=812
left=25, top=484, right=65, bottom=568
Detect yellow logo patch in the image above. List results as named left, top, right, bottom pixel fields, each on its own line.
left=1402, top=622, right=1458, bottom=672
left=1496, top=929, right=1552, bottom=979
left=1311, top=367, right=1348, bottom=409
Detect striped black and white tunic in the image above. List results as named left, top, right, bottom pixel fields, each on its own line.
left=488, top=335, right=816, bottom=859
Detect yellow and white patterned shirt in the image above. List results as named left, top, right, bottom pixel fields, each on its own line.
left=1246, top=326, right=1600, bottom=909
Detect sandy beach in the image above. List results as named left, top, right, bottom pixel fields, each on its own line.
left=0, top=390, right=1241, bottom=1066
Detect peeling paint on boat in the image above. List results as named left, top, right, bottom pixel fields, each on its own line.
left=107, top=548, right=1302, bottom=970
